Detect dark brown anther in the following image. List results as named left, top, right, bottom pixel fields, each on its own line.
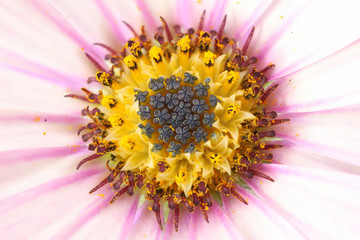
left=87, top=122, right=97, bottom=130
left=77, top=126, right=86, bottom=135
left=93, top=43, right=117, bottom=55
left=81, top=88, right=99, bottom=102
left=113, top=172, right=125, bottom=190
left=174, top=204, right=180, bottom=232
left=254, top=144, right=283, bottom=150
left=230, top=187, right=248, bottom=205
left=152, top=196, right=160, bottom=212
left=243, top=170, right=254, bottom=179
left=258, top=118, right=270, bottom=127
left=270, top=119, right=290, bottom=126
left=260, top=64, right=275, bottom=74
left=157, top=161, right=166, bottom=172
left=181, top=198, right=193, bottom=212
left=128, top=172, right=135, bottom=186
left=110, top=186, right=129, bottom=204
left=217, top=15, right=227, bottom=41
left=263, top=130, right=276, bottom=138
left=260, top=84, right=279, bottom=102
left=198, top=181, right=206, bottom=193
left=64, top=94, right=90, bottom=103
left=160, top=16, right=173, bottom=42
left=89, top=177, right=108, bottom=194
left=222, top=185, right=230, bottom=196
left=251, top=170, right=275, bottom=182
left=242, top=26, right=255, bottom=55
left=136, top=175, right=144, bottom=188
left=107, top=171, right=116, bottom=183
left=199, top=204, right=209, bottom=223
left=192, top=193, right=200, bottom=206
left=122, top=21, right=139, bottom=37
left=204, top=192, right=212, bottom=207
left=127, top=185, right=134, bottom=196
left=85, top=52, right=106, bottom=72
left=77, top=153, right=103, bottom=170
left=152, top=196, right=163, bottom=230
left=168, top=197, right=175, bottom=210
left=91, top=108, right=100, bottom=115
left=174, top=25, right=182, bottom=35
left=197, top=10, right=206, bottom=33
left=187, top=28, right=195, bottom=35
left=87, top=76, right=98, bottom=84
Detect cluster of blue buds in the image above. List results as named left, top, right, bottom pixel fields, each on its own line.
left=136, top=73, right=220, bottom=156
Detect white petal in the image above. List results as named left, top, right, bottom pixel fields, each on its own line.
left=275, top=105, right=360, bottom=166
left=248, top=164, right=360, bottom=239
left=266, top=40, right=360, bottom=112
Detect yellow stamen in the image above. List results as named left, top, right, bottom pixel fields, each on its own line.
left=177, top=35, right=191, bottom=68
left=177, top=35, right=191, bottom=52
left=101, top=95, right=117, bottom=109
left=198, top=31, right=211, bottom=51
left=149, top=46, right=167, bottom=75
left=126, top=41, right=142, bottom=57
left=108, top=114, right=124, bottom=127
left=204, top=51, right=216, bottom=67
left=124, top=55, right=138, bottom=70
left=220, top=71, right=240, bottom=95
left=120, top=136, right=135, bottom=151
left=204, top=50, right=216, bottom=78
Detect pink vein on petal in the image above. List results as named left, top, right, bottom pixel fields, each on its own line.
left=0, top=110, right=84, bottom=124
left=31, top=0, right=107, bottom=70
left=269, top=38, right=360, bottom=82
left=235, top=0, right=274, bottom=42
left=207, top=0, right=227, bottom=30
left=0, top=168, right=102, bottom=215
left=119, top=197, right=140, bottom=238
left=0, top=58, right=83, bottom=90
left=176, top=0, right=191, bottom=29
left=52, top=194, right=113, bottom=239
left=134, top=0, right=157, bottom=31
left=94, top=0, right=126, bottom=43
left=0, top=145, right=87, bottom=165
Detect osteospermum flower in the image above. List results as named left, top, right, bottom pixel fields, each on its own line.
left=1, top=0, right=360, bottom=239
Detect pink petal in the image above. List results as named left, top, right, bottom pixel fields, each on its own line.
left=267, top=40, right=360, bottom=112
left=0, top=147, right=87, bottom=200
left=0, top=65, right=88, bottom=114
left=188, top=204, right=245, bottom=240
left=0, top=167, right=103, bottom=239
left=0, top=0, right=104, bottom=85
left=250, top=0, right=360, bottom=80
left=248, top=164, right=360, bottom=239
left=274, top=105, right=360, bottom=166
left=222, top=187, right=305, bottom=239
left=0, top=108, right=84, bottom=151
left=271, top=141, right=360, bottom=175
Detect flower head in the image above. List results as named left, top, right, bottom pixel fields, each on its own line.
left=1, top=0, right=360, bottom=239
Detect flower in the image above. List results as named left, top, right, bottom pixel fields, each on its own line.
left=1, top=0, right=360, bottom=239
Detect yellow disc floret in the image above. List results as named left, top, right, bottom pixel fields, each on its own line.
left=149, top=46, right=164, bottom=63
left=101, top=95, right=117, bottom=109
left=124, top=55, right=138, bottom=70
left=108, top=114, right=124, bottom=127
left=204, top=51, right=216, bottom=66
left=177, top=35, right=191, bottom=52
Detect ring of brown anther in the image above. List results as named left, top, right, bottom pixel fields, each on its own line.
left=67, top=11, right=289, bottom=231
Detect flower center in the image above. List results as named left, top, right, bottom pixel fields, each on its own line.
left=68, top=12, right=289, bottom=232
left=136, top=73, right=219, bottom=156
